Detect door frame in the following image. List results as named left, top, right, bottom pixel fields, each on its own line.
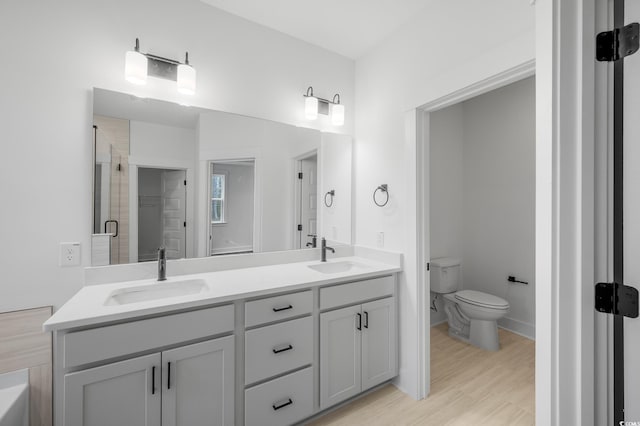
left=206, top=158, right=260, bottom=256
left=128, top=159, right=193, bottom=263
left=293, top=149, right=319, bottom=249
left=412, top=59, right=536, bottom=401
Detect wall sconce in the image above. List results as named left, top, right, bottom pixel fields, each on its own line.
left=125, top=38, right=196, bottom=95
left=304, top=86, right=344, bottom=126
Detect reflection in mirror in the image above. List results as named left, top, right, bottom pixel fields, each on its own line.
left=209, top=160, right=255, bottom=255
left=92, top=88, right=352, bottom=266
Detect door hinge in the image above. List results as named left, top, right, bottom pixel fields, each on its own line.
left=183, top=221, right=186, bottom=228
left=117, top=163, right=122, bottom=171
left=426, top=262, right=430, bottom=271
left=297, top=224, right=303, bottom=231
left=596, top=23, right=640, bottom=61
left=184, top=180, right=187, bottom=186
left=595, top=282, right=639, bottom=318
left=298, top=172, right=303, bottom=179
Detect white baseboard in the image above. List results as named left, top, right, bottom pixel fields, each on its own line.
left=498, top=316, right=535, bottom=340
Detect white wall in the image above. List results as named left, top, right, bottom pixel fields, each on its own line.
left=354, top=0, right=535, bottom=398
left=461, top=77, right=535, bottom=337
left=0, top=0, right=353, bottom=312
left=210, top=163, right=255, bottom=254
left=320, top=133, right=353, bottom=245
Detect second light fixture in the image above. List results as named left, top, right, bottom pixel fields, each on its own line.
left=304, top=86, right=344, bottom=126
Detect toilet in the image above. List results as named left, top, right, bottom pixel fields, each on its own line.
left=431, top=257, right=509, bottom=351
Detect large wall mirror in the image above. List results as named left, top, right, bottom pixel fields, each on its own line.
left=92, top=88, right=352, bottom=266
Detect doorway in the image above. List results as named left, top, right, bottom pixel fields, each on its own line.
left=295, top=152, right=319, bottom=249
left=137, top=167, right=187, bottom=262
left=414, top=61, right=536, bottom=400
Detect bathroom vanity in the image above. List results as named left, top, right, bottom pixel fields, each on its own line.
left=44, top=251, right=401, bottom=426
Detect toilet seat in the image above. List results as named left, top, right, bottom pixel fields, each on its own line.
left=455, top=290, right=509, bottom=309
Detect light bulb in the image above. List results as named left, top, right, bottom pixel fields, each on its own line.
left=305, top=96, right=318, bottom=120
left=177, top=64, right=196, bottom=95
left=331, top=103, right=345, bottom=126
left=125, top=50, right=147, bottom=85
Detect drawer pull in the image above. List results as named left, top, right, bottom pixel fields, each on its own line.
left=272, top=398, right=293, bottom=411
left=151, top=366, right=156, bottom=395
left=364, top=311, right=369, bottom=328
left=167, top=362, right=172, bottom=390
left=272, top=344, right=293, bottom=354
left=273, top=305, right=293, bottom=312
left=356, top=312, right=362, bottom=330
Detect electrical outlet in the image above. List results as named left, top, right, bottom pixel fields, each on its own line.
left=376, top=232, right=385, bottom=248
left=60, top=242, right=81, bottom=267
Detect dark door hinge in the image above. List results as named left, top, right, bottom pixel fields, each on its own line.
left=298, top=172, right=303, bottom=179
left=596, top=23, right=640, bottom=61
left=183, top=221, right=186, bottom=228
left=184, top=180, right=187, bottom=186
left=297, top=224, right=303, bottom=231
left=117, top=163, right=122, bottom=171
left=426, top=262, right=430, bottom=271
left=595, top=282, right=639, bottom=318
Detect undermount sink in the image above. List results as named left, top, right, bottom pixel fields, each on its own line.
left=104, top=279, right=209, bottom=306
left=308, top=261, right=371, bottom=274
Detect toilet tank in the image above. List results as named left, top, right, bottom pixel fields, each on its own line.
left=430, top=257, right=460, bottom=293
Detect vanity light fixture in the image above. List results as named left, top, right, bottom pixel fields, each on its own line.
left=303, top=86, right=344, bottom=126
left=124, top=38, right=197, bottom=95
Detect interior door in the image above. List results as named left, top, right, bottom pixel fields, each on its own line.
left=623, top=0, right=640, bottom=419
left=361, top=297, right=396, bottom=391
left=319, top=304, right=362, bottom=409
left=162, top=170, right=187, bottom=259
left=161, top=336, right=235, bottom=426
left=63, top=353, right=161, bottom=426
left=298, top=155, right=318, bottom=248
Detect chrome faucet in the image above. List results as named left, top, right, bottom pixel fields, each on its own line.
left=321, top=238, right=335, bottom=262
left=158, top=247, right=167, bottom=281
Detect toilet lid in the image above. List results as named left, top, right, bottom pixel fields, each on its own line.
left=455, top=290, right=509, bottom=309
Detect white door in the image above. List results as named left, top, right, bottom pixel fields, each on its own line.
left=161, top=336, right=235, bottom=426
left=63, top=353, right=161, bottom=426
left=298, top=155, right=318, bottom=248
left=361, top=297, right=397, bottom=391
left=623, top=0, right=640, bottom=417
left=320, top=305, right=362, bottom=409
left=162, top=170, right=186, bottom=259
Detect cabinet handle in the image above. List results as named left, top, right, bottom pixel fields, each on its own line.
left=272, top=398, right=293, bottom=411
left=356, top=313, right=362, bottom=330
left=273, top=305, right=293, bottom=312
left=151, top=366, right=156, bottom=395
left=167, top=362, right=172, bottom=390
left=364, top=311, right=369, bottom=328
left=272, top=344, right=293, bottom=354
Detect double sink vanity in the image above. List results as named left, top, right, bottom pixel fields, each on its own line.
left=44, top=248, right=402, bottom=425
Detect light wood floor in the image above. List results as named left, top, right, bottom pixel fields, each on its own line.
left=308, top=323, right=535, bottom=426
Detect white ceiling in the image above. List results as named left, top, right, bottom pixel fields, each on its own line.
left=200, top=0, right=432, bottom=59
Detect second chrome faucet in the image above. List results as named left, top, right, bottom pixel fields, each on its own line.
left=321, top=238, right=335, bottom=262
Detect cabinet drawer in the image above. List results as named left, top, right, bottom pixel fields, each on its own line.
left=245, top=316, right=313, bottom=385
left=64, top=305, right=234, bottom=368
left=245, top=367, right=313, bottom=426
left=245, top=290, right=312, bottom=327
left=320, top=275, right=394, bottom=310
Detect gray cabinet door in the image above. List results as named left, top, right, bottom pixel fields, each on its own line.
left=161, top=335, right=235, bottom=426
left=361, top=297, right=397, bottom=391
left=64, top=353, right=161, bottom=426
left=320, top=304, right=362, bottom=409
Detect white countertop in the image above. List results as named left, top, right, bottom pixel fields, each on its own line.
left=43, top=255, right=401, bottom=332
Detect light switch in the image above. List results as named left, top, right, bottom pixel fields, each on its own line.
left=60, top=242, right=81, bottom=267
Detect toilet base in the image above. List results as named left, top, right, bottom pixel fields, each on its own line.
left=442, top=295, right=501, bottom=351
left=469, top=319, right=500, bottom=351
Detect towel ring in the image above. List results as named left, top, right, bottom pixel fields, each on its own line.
left=324, top=190, right=335, bottom=207
left=373, top=184, right=389, bottom=207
